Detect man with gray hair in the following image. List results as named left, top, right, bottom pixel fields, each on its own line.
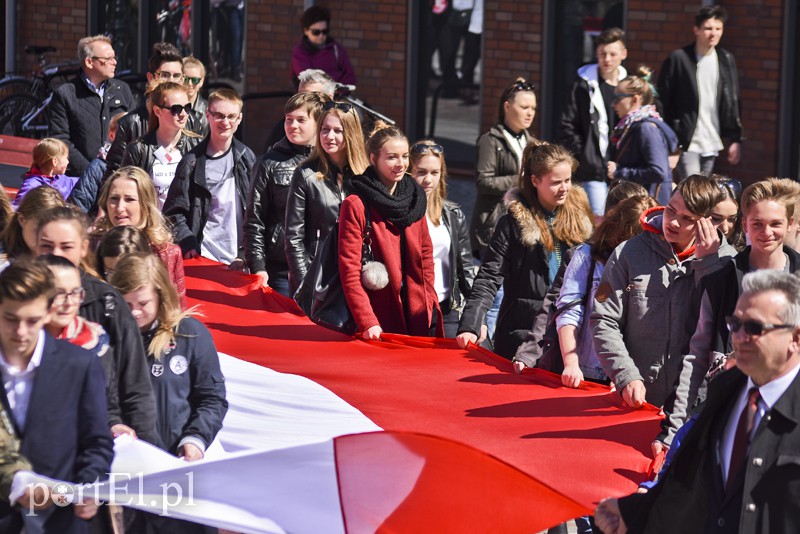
left=595, top=269, right=800, bottom=533
left=49, top=35, right=134, bottom=176
left=297, top=68, right=336, bottom=97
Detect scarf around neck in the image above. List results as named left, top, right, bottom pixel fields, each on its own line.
left=611, top=104, right=664, bottom=148
left=350, top=167, right=427, bottom=230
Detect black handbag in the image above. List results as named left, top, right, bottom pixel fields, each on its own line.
left=448, top=1, right=475, bottom=29
left=537, top=256, right=596, bottom=373
left=294, top=197, right=376, bottom=335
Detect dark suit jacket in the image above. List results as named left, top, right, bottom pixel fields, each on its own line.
left=619, top=366, right=800, bottom=534
left=0, top=334, right=114, bottom=534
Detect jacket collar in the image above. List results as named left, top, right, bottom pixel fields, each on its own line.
left=503, top=187, right=593, bottom=248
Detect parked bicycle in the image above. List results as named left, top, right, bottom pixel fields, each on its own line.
left=0, top=45, right=80, bottom=138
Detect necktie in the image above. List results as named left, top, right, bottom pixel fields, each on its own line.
left=727, top=387, right=760, bottom=492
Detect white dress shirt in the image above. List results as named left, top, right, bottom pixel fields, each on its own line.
left=0, top=331, right=46, bottom=433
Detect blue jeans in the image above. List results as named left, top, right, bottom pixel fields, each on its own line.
left=677, top=151, right=716, bottom=181
left=485, top=285, right=504, bottom=340
left=580, top=181, right=608, bottom=216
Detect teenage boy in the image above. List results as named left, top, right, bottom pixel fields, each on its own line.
left=164, top=89, right=256, bottom=268
left=244, top=92, right=329, bottom=296
left=658, top=5, right=742, bottom=179
left=591, top=175, right=736, bottom=410
left=558, top=27, right=628, bottom=216
left=0, top=260, right=112, bottom=532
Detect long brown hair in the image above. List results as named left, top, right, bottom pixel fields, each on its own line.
left=591, top=195, right=657, bottom=263
left=409, top=140, right=447, bottom=225
left=307, top=105, right=369, bottom=181
left=2, top=186, right=67, bottom=259
left=109, top=253, right=195, bottom=359
left=518, top=141, right=591, bottom=251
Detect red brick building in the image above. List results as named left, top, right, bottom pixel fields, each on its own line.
left=5, top=0, right=800, bottom=181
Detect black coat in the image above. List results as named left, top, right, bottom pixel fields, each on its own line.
left=441, top=200, right=477, bottom=312
left=141, top=317, right=227, bottom=455
left=284, top=162, right=352, bottom=294
left=103, top=104, right=149, bottom=180
left=244, top=136, right=312, bottom=276
left=48, top=75, right=134, bottom=176
left=164, top=137, right=256, bottom=257
left=186, top=95, right=209, bottom=137
left=657, top=44, right=743, bottom=148
left=122, top=130, right=201, bottom=176
left=79, top=272, right=158, bottom=444
left=619, top=366, right=800, bottom=534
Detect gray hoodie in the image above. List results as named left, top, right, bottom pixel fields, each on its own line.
left=590, top=210, right=735, bottom=407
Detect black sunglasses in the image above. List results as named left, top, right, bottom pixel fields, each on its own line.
left=322, top=101, right=354, bottom=113
left=613, top=92, right=637, bottom=103
left=725, top=316, right=795, bottom=337
left=510, top=81, right=537, bottom=94
left=410, top=143, right=444, bottom=155
left=310, top=28, right=329, bottom=36
left=718, top=178, right=743, bottom=198
left=158, top=103, right=192, bottom=116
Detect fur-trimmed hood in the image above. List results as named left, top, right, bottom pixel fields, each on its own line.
left=503, top=187, right=594, bottom=248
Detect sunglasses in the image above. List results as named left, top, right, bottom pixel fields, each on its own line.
left=322, top=101, right=354, bottom=113
left=725, top=316, right=795, bottom=337
left=184, top=76, right=203, bottom=86
left=410, top=143, right=444, bottom=155
left=718, top=177, right=743, bottom=197
left=92, top=56, right=117, bottom=64
left=613, top=92, right=636, bottom=103
left=310, top=28, right=329, bottom=36
left=158, top=103, right=192, bottom=116
left=509, top=81, right=537, bottom=96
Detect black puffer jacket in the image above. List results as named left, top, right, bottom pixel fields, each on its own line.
left=458, top=189, right=593, bottom=359
left=244, top=136, right=313, bottom=276
left=657, top=44, right=743, bottom=148
left=284, top=161, right=353, bottom=294
left=79, top=272, right=158, bottom=444
left=164, top=137, right=256, bottom=257
left=122, top=130, right=201, bottom=175
left=103, top=104, right=149, bottom=180
left=48, top=76, right=135, bottom=176
left=441, top=200, right=477, bottom=312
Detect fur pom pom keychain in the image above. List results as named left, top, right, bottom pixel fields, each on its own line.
left=361, top=260, right=389, bottom=290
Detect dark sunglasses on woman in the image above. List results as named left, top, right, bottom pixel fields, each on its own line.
left=322, top=101, right=354, bottom=113
left=159, top=103, right=193, bottom=116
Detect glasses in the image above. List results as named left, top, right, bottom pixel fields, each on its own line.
left=208, top=111, right=240, bottom=123
left=410, top=143, right=444, bottom=155
left=310, top=28, right=329, bottom=36
left=91, top=56, right=117, bottom=65
left=725, top=316, right=795, bottom=337
left=613, top=93, right=636, bottom=103
left=718, top=178, right=743, bottom=198
left=184, top=76, right=203, bottom=86
left=53, top=288, right=86, bottom=306
left=322, top=101, right=354, bottom=113
left=157, top=103, right=192, bottom=116
left=154, top=71, right=184, bottom=82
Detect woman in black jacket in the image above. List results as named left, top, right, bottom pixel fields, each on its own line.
left=457, top=142, right=594, bottom=359
left=409, top=140, right=476, bottom=338
left=121, top=81, right=201, bottom=209
left=284, top=101, right=370, bottom=294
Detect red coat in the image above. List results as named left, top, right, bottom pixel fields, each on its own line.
left=338, top=195, right=440, bottom=336
left=153, top=242, right=187, bottom=309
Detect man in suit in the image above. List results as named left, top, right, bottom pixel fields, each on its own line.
left=595, top=269, right=800, bottom=533
left=49, top=35, right=135, bottom=176
left=0, top=260, right=113, bottom=533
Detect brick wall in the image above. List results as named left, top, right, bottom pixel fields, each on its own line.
left=14, top=0, right=86, bottom=74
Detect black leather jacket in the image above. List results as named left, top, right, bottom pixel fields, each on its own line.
left=244, top=136, right=313, bottom=275
left=186, top=96, right=209, bottom=137
left=104, top=105, right=149, bottom=180
left=284, top=161, right=352, bottom=294
left=441, top=200, right=477, bottom=312
left=121, top=130, right=201, bottom=175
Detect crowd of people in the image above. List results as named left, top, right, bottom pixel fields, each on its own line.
left=0, top=3, right=796, bottom=534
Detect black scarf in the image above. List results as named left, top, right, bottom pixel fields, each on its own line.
left=350, top=167, right=427, bottom=230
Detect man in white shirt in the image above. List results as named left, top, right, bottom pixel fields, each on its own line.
left=595, top=270, right=800, bottom=533
left=164, top=89, right=256, bottom=269
left=658, top=5, right=743, bottom=180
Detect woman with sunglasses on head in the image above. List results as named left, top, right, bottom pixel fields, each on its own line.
left=457, top=141, right=594, bottom=359
left=285, top=100, right=369, bottom=294
left=657, top=177, right=800, bottom=457
left=339, top=122, right=443, bottom=340
left=409, top=140, right=477, bottom=338
left=709, top=175, right=745, bottom=251
left=291, top=5, right=356, bottom=87
left=606, top=66, right=679, bottom=206
left=122, top=81, right=202, bottom=209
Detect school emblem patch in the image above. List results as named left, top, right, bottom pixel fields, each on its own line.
left=170, top=355, right=189, bottom=375
left=151, top=363, right=164, bottom=377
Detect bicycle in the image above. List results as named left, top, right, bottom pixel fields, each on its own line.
left=0, top=45, right=80, bottom=138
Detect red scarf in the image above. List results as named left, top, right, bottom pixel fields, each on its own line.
left=640, top=206, right=696, bottom=261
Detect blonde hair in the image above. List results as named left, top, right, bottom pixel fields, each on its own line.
left=741, top=178, right=800, bottom=221
left=182, top=56, right=206, bottom=78
left=2, top=186, right=67, bottom=259
left=97, top=166, right=174, bottom=247
left=409, top=140, right=447, bottom=225
left=31, top=138, right=68, bottom=175
left=109, top=253, right=194, bottom=359
left=519, top=141, right=591, bottom=251
left=307, top=106, right=369, bottom=182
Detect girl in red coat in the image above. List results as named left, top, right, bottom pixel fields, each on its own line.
left=338, top=123, right=442, bottom=340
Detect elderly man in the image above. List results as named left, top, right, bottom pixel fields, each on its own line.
left=595, top=269, right=800, bottom=533
left=49, top=35, right=134, bottom=176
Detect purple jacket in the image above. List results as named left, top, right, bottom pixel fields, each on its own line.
left=12, top=172, right=79, bottom=208
left=291, top=37, right=356, bottom=86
